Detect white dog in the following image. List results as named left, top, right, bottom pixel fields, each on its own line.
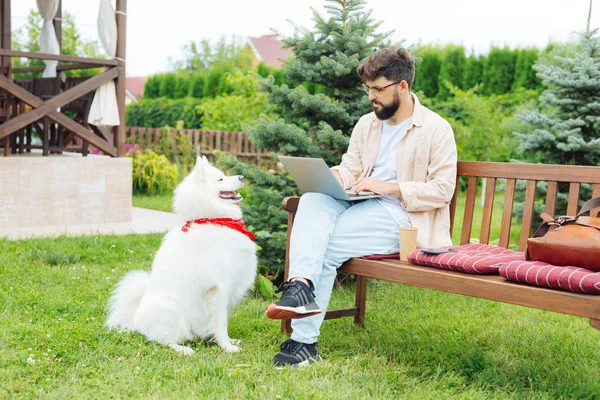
left=106, top=156, right=257, bottom=354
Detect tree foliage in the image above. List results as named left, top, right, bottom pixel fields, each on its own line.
left=515, top=30, right=600, bottom=166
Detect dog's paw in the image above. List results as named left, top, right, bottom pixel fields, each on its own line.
left=221, top=342, right=241, bottom=353
left=229, top=338, right=241, bottom=346
left=169, top=344, right=195, bottom=355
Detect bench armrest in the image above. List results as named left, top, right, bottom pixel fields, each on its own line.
left=282, top=196, right=300, bottom=213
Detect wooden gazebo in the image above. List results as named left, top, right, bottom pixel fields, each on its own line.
left=0, top=0, right=127, bottom=157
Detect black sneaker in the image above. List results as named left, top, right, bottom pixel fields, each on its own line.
left=273, top=339, right=321, bottom=368
left=266, top=280, right=321, bottom=320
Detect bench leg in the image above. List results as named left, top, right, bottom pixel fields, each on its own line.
left=590, top=319, right=600, bottom=330
left=354, top=275, right=367, bottom=327
left=280, top=319, right=292, bottom=335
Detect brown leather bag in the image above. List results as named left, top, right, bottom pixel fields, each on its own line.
left=526, top=197, right=600, bottom=271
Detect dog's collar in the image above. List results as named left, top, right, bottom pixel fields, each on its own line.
left=181, top=218, right=256, bottom=240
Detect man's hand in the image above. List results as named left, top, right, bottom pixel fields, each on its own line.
left=351, top=177, right=400, bottom=197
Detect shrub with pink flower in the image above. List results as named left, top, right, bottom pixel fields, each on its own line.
left=124, top=143, right=142, bottom=156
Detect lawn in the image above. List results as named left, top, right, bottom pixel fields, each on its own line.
left=132, top=193, right=174, bottom=213
left=2, top=234, right=599, bottom=399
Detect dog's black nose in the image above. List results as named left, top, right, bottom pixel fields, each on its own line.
left=239, top=176, right=244, bottom=182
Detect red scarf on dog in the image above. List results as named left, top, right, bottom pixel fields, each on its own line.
left=181, top=218, right=256, bottom=240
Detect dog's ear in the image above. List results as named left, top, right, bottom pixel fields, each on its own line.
left=195, top=156, right=208, bottom=181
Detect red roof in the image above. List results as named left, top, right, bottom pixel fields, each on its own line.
left=248, top=34, right=291, bottom=68
left=126, top=77, right=148, bottom=100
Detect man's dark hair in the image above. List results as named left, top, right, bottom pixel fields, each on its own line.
left=357, top=47, right=415, bottom=89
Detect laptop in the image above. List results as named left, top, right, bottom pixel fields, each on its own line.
left=278, top=156, right=383, bottom=201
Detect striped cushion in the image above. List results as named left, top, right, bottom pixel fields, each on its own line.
left=499, top=261, right=600, bottom=295
left=407, top=243, right=525, bottom=275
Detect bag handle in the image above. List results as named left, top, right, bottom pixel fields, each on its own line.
left=532, top=196, right=600, bottom=239
left=576, top=196, right=600, bottom=217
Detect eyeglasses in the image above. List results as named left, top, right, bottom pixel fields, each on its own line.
left=362, top=81, right=402, bottom=96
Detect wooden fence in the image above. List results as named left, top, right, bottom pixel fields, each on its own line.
left=126, top=127, right=278, bottom=170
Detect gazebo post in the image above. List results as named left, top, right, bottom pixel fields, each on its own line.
left=1, top=0, right=11, bottom=156
left=0, top=0, right=10, bottom=71
left=54, top=0, right=62, bottom=53
left=115, top=0, right=127, bottom=157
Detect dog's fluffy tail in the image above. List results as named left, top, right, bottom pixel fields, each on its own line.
left=106, top=270, right=149, bottom=331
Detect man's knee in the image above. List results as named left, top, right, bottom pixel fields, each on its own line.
left=299, top=192, right=334, bottom=208
left=322, top=241, right=349, bottom=270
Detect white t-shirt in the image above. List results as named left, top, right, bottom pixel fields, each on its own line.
left=369, top=118, right=412, bottom=227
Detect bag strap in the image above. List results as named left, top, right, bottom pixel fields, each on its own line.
left=531, top=197, right=600, bottom=240
left=576, top=196, right=600, bottom=217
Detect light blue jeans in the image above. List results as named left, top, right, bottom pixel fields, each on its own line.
left=289, top=193, right=410, bottom=344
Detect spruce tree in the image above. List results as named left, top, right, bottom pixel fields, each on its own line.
left=218, top=0, right=394, bottom=276
left=513, top=30, right=600, bottom=221
left=515, top=30, right=600, bottom=166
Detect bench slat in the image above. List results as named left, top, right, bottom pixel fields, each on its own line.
left=480, top=177, right=496, bottom=244
left=544, top=181, right=558, bottom=216
left=461, top=177, right=477, bottom=245
left=340, top=259, right=600, bottom=320
left=499, top=179, right=516, bottom=248
left=519, top=180, right=537, bottom=251
left=458, top=161, right=600, bottom=183
left=567, top=182, right=581, bottom=216
left=449, top=179, right=459, bottom=236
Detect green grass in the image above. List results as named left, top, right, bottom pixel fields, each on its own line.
left=1, top=235, right=600, bottom=399
left=132, top=193, right=174, bottom=213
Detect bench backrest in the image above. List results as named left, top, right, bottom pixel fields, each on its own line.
left=450, top=161, right=600, bottom=251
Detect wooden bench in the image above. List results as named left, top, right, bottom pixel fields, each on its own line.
left=280, top=161, right=600, bottom=334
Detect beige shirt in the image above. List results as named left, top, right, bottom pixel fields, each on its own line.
left=331, top=93, right=457, bottom=248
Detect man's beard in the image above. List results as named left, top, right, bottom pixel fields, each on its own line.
left=372, top=92, right=400, bottom=120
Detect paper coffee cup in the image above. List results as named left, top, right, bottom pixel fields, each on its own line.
left=399, top=227, right=418, bottom=262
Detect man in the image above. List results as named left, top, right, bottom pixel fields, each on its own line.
left=266, top=47, right=457, bottom=368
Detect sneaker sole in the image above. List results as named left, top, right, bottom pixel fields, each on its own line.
left=266, top=304, right=322, bottom=320
left=274, top=355, right=322, bottom=370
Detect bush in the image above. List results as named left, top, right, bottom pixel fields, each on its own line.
left=434, top=86, right=538, bottom=163
left=174, top=75, right=191, bottom=99
left=482, top=46, right=517, bottom=95
left=188, top=73, right=206, bottom=98
left=198, top=72, right=275, bottom=132
left=150, top=124, right=196, bottom=180
left=143, top=75, right=161, bottom=98
left=158, top=73, right=177, bottom=98
left=126, top=97, right=204, bottom=128
left=462, top=53, right=484, bottom=90
left=413, top=47, right=442, bottom=98
left=437, top=45, right=467, bottom=100
left=131, top=151, right=178, bottom=195
left=512, top=48, right=541, bottom=91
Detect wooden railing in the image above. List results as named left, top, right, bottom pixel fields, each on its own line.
left=126, top=127, right=279, bottom=170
